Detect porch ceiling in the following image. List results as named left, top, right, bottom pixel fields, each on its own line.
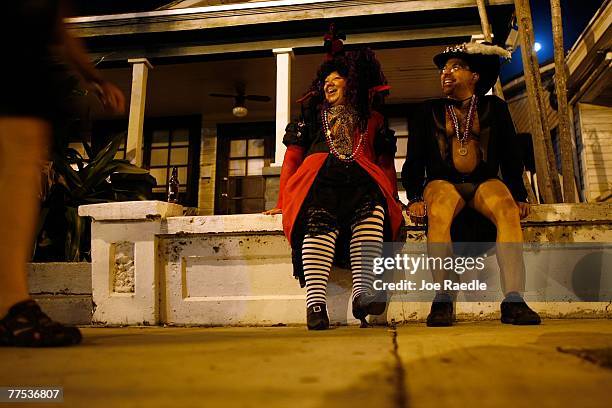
left=69, top=0, right=513, bottom=71
left=580, top=64, right=612, bottom=106
left=68, top=0, right=514, bottom=37
left=91, top=44, right=447, bottom=122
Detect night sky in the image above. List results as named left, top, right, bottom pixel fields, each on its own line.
left=500, top=0, right=606, bottom=83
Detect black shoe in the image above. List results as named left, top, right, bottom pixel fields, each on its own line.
left=426, top=294, right=453, bottom=327
left=307, top=303, right=329, bottom=330
left=500, top=294, right=541, bottom=325
left=0, top=300, right=82, bottom=347
left=352, top=291, right=388, bottom=328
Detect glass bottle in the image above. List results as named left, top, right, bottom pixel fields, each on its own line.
left=168, top=166, right=179, bottom=203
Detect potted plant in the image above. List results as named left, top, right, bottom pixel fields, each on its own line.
left=35, top=132, right=156, bottom=261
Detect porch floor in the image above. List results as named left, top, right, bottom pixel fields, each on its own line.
left=2, top=319, right=611, bottom=407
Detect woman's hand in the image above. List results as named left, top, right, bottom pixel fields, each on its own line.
left=517, top=201, right=530, bottom=219
left=406, top=201, right=427, bottom=224
left=263, top=208, right=282, bottom=215
left=93, top=80, right=126, bottom=114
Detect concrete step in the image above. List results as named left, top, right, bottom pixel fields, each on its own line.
left=33, top=202, right=612, bottom=326
left=32, top=295, right=93, bottom=325
left=25, top=258, right=612, bottom=326
left=27, top=262, right=92, bottom=325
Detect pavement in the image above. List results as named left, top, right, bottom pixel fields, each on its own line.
left=1, top=320, right=611, bottom=408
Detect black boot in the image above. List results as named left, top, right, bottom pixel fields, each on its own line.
left=307, top=303, right=329, bottom=330
left=352, top=291, right=388, bottom=328
left=426, top=293, right=453, bottom=327
left=500, top=293, right=541, bottom=325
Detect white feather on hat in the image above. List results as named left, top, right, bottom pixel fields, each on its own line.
left=463, top=42, right=511, bottom=59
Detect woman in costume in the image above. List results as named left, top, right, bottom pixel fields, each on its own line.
left=264, top=27, right=404, bottom=330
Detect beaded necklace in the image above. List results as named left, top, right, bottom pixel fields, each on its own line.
left=446, top=94, right=478, bottom=156
left=322, top=108, right=366, bottom=162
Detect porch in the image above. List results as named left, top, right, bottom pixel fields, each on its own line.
left=67, top=0, right=516, bottom=214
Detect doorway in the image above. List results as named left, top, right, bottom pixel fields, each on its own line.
left=215, top=122, right=275, bottom=214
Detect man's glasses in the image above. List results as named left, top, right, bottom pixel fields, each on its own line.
left=439, top=64, right=471, bottom=75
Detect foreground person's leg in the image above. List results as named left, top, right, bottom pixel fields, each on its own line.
left=0, top=117, right=82, bottom=346
left=0, top=118, right=50, bottom=316
left=471, top=179, right=540, bottom=325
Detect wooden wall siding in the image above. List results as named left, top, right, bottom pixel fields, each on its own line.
left=198, top=125, right=218, bottom=214
left=574, top=104, right=586, bottom=197
left=577, top=103, right=612, bottom=201
left=507, top=86, right=559, bottom=135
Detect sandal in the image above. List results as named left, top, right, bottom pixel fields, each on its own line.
left=0, top=300, right=82, bottom=347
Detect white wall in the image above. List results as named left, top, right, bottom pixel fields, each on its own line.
left=576, top=103, right=612, bottom=201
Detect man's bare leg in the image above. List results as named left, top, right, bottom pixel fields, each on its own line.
left=470, top=179, right=524, bottom=294
left=423, top=180, right=465, bottom=326
left=471, top=179, right=540, bottom=324
left=424, top=180, right=466, bottom=283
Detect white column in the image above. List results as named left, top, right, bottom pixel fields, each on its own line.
left=126, top=58, right=153, bottom=167
left=273, top=48, right=293, bottom=166
left=78, top=201, right=183, bottom=325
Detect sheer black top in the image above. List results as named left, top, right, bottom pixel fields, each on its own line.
left=401, top=95, right=528, bottom=203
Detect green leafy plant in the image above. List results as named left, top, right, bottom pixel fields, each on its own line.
left=35, top=132, right=156, bottom=261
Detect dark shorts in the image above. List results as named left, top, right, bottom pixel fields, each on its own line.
left=428, top=161, right=496, bottom=203
left=453, top=182, right=480, bottom=202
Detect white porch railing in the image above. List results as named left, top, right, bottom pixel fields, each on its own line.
left=77, top=201, right=612, bottom=326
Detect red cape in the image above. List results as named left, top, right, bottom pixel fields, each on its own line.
left=281, top=112, right=403, bottom=245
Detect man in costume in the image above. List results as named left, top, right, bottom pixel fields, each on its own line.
left=264, top=27, right=404, bottom=330
left=401, top=42, right=541, bottom=327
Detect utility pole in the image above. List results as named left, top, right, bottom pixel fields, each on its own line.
left=550, top=0, right=577, bottom=202
left=476, top=0, right=505, bottom=99
left=514, top=0, right=563, bottom=203
left=477, top=0, right=538, bottom=202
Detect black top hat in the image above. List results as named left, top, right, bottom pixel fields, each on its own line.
left=433, top=42, right=511, bottom=95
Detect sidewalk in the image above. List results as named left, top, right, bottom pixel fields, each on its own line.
left=1, top=320, right=611, bottom=408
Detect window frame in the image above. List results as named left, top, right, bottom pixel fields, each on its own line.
left=143, top=115, right=202, bottom=207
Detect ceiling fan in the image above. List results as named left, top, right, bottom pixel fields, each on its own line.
left=209, top=83, right=271, bottom=117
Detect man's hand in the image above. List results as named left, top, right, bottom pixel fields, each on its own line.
left=517, top=201, right=530, bottom=219
left=263, top=208, right=282, bottom=215
left=93, top=80, right=126, bottom=114
left=406, top=201, right=426, bottom=224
